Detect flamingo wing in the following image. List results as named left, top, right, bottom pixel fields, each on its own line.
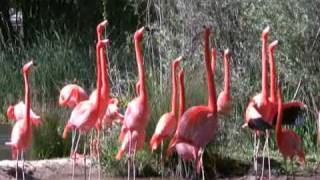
left=69, top=100, right=95, bottom=129
left=272, top=101, right=306, bottom=126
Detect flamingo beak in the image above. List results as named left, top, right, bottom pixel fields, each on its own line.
left=241, top=123, right=248, bottom=128
left=100, top=20, right=109, bottom=27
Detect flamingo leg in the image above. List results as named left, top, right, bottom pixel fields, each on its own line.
left=266, top=131, right=271, bottom=179
left=96, top=129, right=101, bottom=180
left=291, top=160, right=294, bottom=179
left=21, top=150, right=25, bottom=180
left=84, top=134, right=87, bottom=180
left=88, top=132, right=93, bottom=180
left=16, top=149, right=19, bottom=180
left=133, top=140, right=137, bottom=180
left=253, top=132, right=260, bottom=177
left=200, top=148, right=205, bottom=180
left=160, top=140, right=164, bottom=179
left=127, top=131, right=132, bottom=180
left=261, top=131, right=268, bottom=179
left=70, top=130, right=77, bottom=157
left=72, top=133, right=81, bottom=180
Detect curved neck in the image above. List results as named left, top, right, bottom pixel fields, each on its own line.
left=261, top=37, right=268, bottom=102
left=171, top=63, right=178, bottom=114
left=223, top=53, right=230, bottom=96
left=100, top=45, right=109, bottom=99
left=269, top=49, right=276, bottom=103
left=135, top=39, right=147, bottom=99
left=178, top=71, right=185, bottom=119
left=204, top=29, right=217, bottom=113
left=23, top=72, right=31, bottom=130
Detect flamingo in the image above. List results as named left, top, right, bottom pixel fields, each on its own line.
left=242, top=26, right=273, bottom=178
left=174, top=69, right=201, bottom=177
left=150, top=56, right=182, bottom=151
left=217, top=49, right=232, bottom=114
left=275, top=86, right=305, bottom=176
left=116, top=26, right=150, bottom=179
left=5, top=60, right=35, bottom=180
left=59, top=84, right=88, bottom=108
left=7, top=101, right=41, bottom=126
left=168, top=26, right=218, bottom=175
left=62, top=39, right=109, bottom=180
left=267, top=40, right=306, bottom=126
left=149, top=56, right=182, bottom=178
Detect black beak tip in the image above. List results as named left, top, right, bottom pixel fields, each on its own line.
left=144, top=26, right=150, bottom=32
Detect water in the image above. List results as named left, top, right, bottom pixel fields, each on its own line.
left=0, top=124, right=11, bottom=160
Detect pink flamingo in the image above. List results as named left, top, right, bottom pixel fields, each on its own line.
left=62, top=39, right=108, bottom=179
left=267, top=40, right=306, bottom=126
left=116, top=26, right=150, bottom=179
left=59, top=84, right=88, bottom=108
left=217, top=49, right=232, bottom=114
left=150, top=56, right=182, bottom=151
left=174, top=69, right=201, bottom=177
left=242, top=26, right=273, bottom=178
left=168, top=27, right=218, bottom=175
left=5, top=60, right=35, bottom=180
left=149, top=56, right=182, bottom=177
left=7, top=101, right=41, bottom=126
left=275, top=86, right=305, bottom=176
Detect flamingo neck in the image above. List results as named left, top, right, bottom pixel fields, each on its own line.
left=100, top=45, right=109, bottom=101
left=275, top=93, right=283, bottom=141
left=269, top=49, right=277, bottom=103
left=223, top=53, right=230, bottom=97
left=23, top=72, right=31, bottom=131
left=178, top=71, right=185, bottom=119
left=211, top=48, right=216, bottom=74
left=204, top=29, right=217, bottom=113
left=95, top=42, right=103, bottom=112
left=261, top=37, right=268, bottom=103
left=135, top=39, right=147, bottom=99
left=171, top=63, right=178, bottom=114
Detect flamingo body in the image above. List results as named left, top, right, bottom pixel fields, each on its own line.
left=7, top=101, right=41, bottom=126
left=116, top=130, right=145, bottom=160
left=150, top=112, right=176, bottom=151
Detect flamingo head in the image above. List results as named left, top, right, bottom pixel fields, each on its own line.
left=22, top=60, right=34, bottom=74
left=268, top=40, right=278, bottom=53
left=96, top=20, right=109, bottom=37
left=6, top=105, right=15, bottom=120
left=203, top=26, right=210, bottom=39
left=224, top=48, right=230, bottom=59
left=261, top=26, right=270, bottom=40
left=173, top=56, right=183, bottom=70
left=134, top=26, right=149, bottom=42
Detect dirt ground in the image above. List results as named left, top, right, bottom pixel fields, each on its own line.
left=0, top=158, right=320, bottom=180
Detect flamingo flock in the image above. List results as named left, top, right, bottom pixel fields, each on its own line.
left=4, top=21, right=310, bottom=180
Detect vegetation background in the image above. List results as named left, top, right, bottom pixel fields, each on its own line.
left=1, top=0, right=320, bottom=177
